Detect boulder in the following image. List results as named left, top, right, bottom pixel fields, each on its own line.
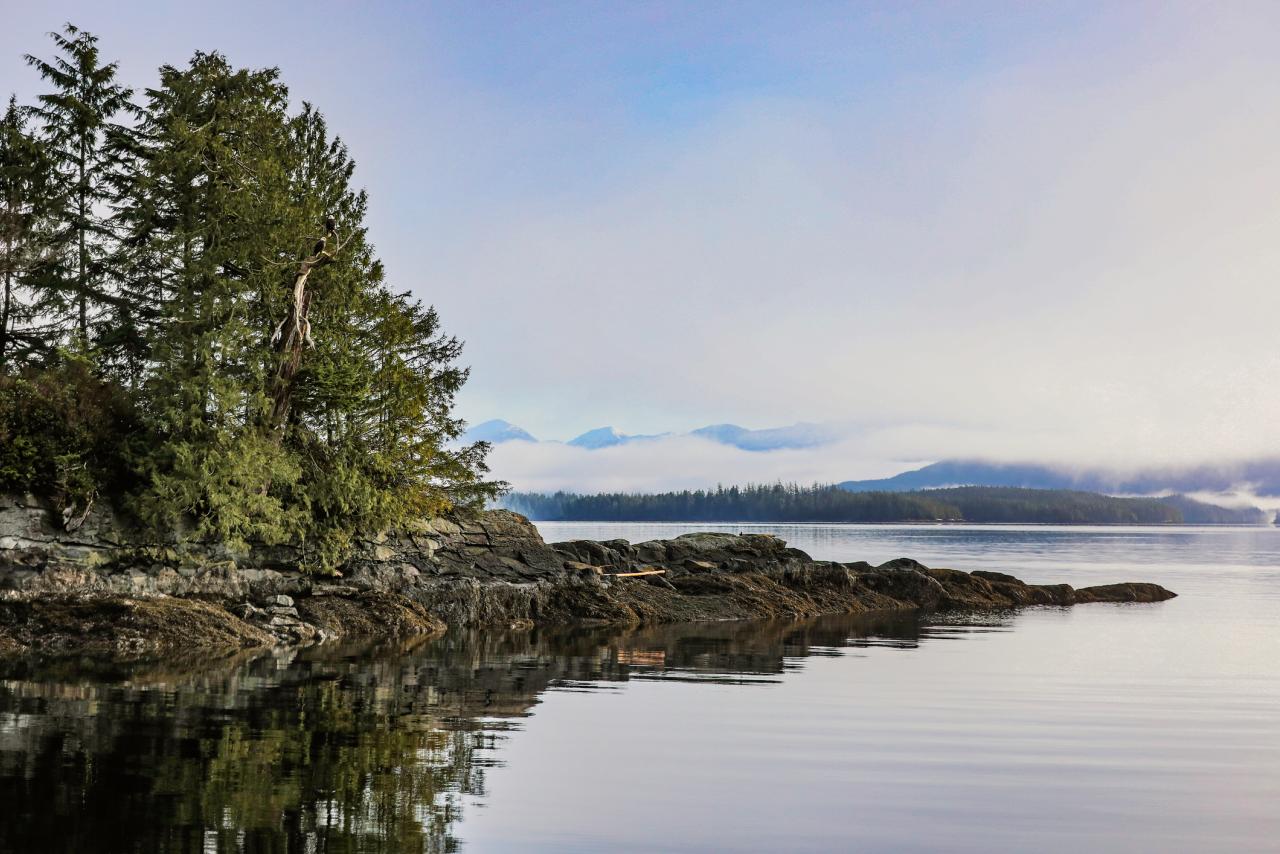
left=1075, top=582, right=1176, bottom=603
left=861, top=567, right=946, bottom=609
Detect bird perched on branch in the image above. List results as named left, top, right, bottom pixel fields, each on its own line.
left=312, top=216, right=338, bottom=256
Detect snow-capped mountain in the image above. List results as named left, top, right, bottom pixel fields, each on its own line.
left=468, top=419, right=853, bottom=451
left=460, top=419, right=537, bottom=444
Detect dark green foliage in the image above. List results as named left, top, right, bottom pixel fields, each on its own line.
left=0, top=357, right=140, bottom=509
left=503, top=483, right=961, bottom=523
left=118, top=53, right=308, bottom=551
left=1152, top=493, right=1268, bottom=524
left=502, top=484, right=1263, bottom=525
left=24, top=24, right=135, bottom=353
left=1, top=28, right=501, bottom=570
left=0, top=96, right=57, bottom=367
left=913, top=486, right=1183, bottom=524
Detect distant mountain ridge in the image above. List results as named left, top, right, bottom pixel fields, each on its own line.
left=463, top=419, right=1280, bottom=502
left=463, top=419, right=850, bottom=452
left=567, top=426, right=670, bottom=449
left=838, top=459, right=1280, bottom=498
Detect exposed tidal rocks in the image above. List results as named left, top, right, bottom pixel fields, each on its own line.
left=0, top=496, right=1176, bottom=655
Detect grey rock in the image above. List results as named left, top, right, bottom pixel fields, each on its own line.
left=877, top=557, right=928, bottom=572
left=972, top=570, right=1022, bottom=585
left=862, top=568, right=946, bottom=609
left=0, top=493, right=1176, bottom=655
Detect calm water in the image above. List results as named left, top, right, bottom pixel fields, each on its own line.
left=2, top=524, right=1278, bottom=853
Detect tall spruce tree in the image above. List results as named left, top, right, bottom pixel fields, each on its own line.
left=0, top=97, right=56, bottom=367
left=121, top=53, right=304, bottom=550
left=268, top=105, right=499, bottom=565
left=25, top=24, right=133, bottom=351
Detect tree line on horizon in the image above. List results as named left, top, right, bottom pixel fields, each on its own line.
left=500, top=483, right=1268, bottom=525
left=0, top=25, right=500, bottom=570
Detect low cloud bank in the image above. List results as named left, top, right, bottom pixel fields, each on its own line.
left=486, top=434, right=913, bottom=495
left=485, top=422, right=1280, bottom=502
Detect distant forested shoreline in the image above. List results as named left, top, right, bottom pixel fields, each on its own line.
left=500, top=484, right=1269, bottom=525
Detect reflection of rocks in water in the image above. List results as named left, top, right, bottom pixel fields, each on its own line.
left=0, top=610, right=1011, bottom=852
left=598, top=609, right=993, bottom=683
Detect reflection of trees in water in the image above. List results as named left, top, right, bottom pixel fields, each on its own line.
left=0, top=609, right=1011, bottom=852
left=0, top=645, right=496, bottom=852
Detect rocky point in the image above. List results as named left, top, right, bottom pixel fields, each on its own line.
left=0, top=494, right=1175, bottom=656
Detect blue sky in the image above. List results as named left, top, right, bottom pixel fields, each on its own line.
left=4, top=2, right=1280, bottom=489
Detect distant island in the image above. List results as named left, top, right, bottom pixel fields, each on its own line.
left=500, top=484, right=1269, bottom=525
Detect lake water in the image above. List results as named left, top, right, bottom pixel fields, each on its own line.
left=2, top=523, right=1278, bottom=852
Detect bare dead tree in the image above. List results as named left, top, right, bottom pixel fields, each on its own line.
left=267, top=216, right=346, bottom=430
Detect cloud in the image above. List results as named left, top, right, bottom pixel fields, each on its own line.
left=487, top=406, right=1280, bottom=494
left=6, top=3, right=1279, bottom=474
left=487, top=433, right=917, bottom=494
left=437, top=4, right=1280, bottom=468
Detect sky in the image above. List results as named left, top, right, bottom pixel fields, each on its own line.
left=4, top=2, right=1280, bottom=490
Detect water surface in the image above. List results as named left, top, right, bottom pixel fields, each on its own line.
left=1, top=524, right=1277, bottom=852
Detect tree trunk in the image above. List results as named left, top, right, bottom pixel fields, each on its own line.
left=77, top=147, right=87, bottom=342
left=267, top=221, right=340, bottom=431
left=0, top=260, right=11, bottom=367
left=1, top=199, right=11, bottom=366
left=0, top=191, right=16, bottom=367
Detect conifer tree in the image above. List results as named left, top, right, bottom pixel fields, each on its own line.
left=0, top=97, right=56, bottom=367
left=25, top=24, right=133, bottom=350
left=120, top=53, right=303, bottom=550
left=266, top=105, right=499, bottom=564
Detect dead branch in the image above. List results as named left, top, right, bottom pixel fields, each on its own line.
left=267, top=216, right=348, bottom=430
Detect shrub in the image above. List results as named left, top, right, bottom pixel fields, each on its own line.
left=0, top=357, right=140, bottom=520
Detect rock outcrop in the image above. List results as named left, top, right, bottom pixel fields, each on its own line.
left=0, top=494, right=1176, bottom=654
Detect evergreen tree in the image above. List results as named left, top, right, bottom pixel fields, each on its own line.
left=24, top=24, right=134, bottom=351
left=0, top=97, right=56, bottom=367
left=271, top=105, right=499, bottom=565
left=120, top=53, right=304, bottom=550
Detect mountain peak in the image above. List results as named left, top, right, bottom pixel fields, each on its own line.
left=567, top=426, right=628, bottom=449
left=567, top=426, right=673, bottom=449
left=461, top=419, right=536, bottom=444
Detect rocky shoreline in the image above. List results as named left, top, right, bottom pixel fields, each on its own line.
left=0, top=495, right=1176, bottom=655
